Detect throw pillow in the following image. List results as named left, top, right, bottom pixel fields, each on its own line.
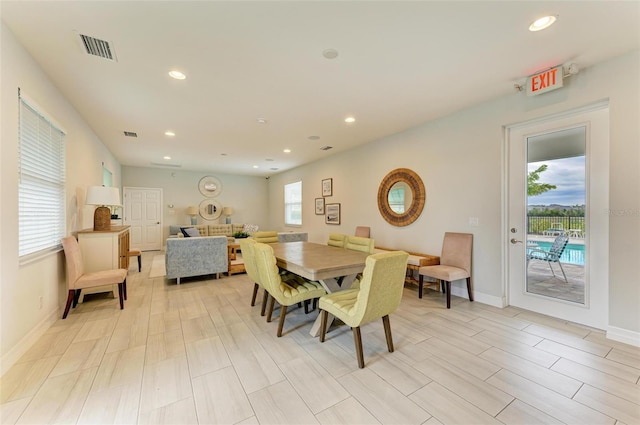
left=243, top=224, right=259, bottom=235
left=181, top=227, right=200, bottom=237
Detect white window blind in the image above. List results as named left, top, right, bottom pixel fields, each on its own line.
left=284, top=181, right=302, bottom=226
left=19, top=95, right=66, bottom=259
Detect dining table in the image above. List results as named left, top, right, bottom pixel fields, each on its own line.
left=269, top=241, right=370, bottom=336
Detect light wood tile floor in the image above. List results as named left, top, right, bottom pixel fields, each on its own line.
left=2, top=251, right=639, bottom=424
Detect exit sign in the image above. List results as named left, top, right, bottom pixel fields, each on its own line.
left=526, top=66, right=563, bottom=96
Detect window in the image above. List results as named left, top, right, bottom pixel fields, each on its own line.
left=284, top=181, right=302, bottom=226
left=18, top=94, right=66, bottom=259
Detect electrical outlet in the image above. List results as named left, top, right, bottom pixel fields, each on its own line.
left=39, top=296, right=43, bottom=309
left=469, top=217, right=479, bottom=226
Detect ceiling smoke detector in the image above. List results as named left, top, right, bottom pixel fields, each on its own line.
left=78, top=33, right=117, bottom=61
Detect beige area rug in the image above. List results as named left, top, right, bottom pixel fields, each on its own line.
left=149, top=255, right=166, bottom=278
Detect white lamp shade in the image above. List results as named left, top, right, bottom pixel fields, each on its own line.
left=186, top=206, right=198, bottom=215
left=86, top=186, right=121, bottom=206
left=223, top=207, right=234, bottom=216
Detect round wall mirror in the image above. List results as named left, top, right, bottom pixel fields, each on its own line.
left=377, top=168, right=425, bottom=226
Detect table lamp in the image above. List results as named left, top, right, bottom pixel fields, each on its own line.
left=223, top=206, right=234, bottom=224
left=187, top=206, right=198, bottom=225
left=86, top=186, right=121, bottom=231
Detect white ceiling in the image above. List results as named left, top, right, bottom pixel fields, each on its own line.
left=2, top=1, right=639, bottom=176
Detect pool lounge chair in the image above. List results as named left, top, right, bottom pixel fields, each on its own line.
left=527, top=235, right=569, bottom=282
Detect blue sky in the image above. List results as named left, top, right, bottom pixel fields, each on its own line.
left=528, top=156, right=585, bottom=206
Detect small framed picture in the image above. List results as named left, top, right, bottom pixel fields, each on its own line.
left=315, top=198, right=325, bottom=215
left=325, top=203, right=341, bottom=225
left=322, top=178, right=333, bottom=197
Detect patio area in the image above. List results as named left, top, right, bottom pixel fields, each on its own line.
left=526, top=233, right=585, bottom=304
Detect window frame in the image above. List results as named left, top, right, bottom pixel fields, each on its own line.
left=284, top=180, right=302, bottom=226
left=18, top=92, right=66, bottom=263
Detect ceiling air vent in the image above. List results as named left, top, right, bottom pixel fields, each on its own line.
left=123, top=131, right=137, bottom=138
left=320, top=145, right=333, bottom=151
left=150, top=162, right=182, bottom=168
left=79, top=33, right=117, bottom=61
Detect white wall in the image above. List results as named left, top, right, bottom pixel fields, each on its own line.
left=267, top=50, right=640, bottom=336
left=122, top=167, right=269, bottom=240
left=0, top=22, right=122, bottom=374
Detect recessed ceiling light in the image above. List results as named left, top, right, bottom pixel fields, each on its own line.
left=252, top=165, right=259, bottom=169
left=323, top=49, right=339, bottom=59
left=307, top=135, right=320, bottom=140
left=163, top=156, right=171, bottom=160
left=257, top=118, right=268, bottom=124
left=345, top=116, right=356, bottom=123
left=168, top=70, right=186, bottom=80
left=164, top=131, right=175, bottom=137
left=529, top=15, right=557, bottom=32
left=283, top=149, right=291, bottom=153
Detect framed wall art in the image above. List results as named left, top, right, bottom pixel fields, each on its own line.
left=315, top=198, right=325, bottom=215
left=325, top=203, right=340, bottom=225
left=322, top=178, right=333, bottom=197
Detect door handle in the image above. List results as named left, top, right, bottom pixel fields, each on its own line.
left=510, top=238, right=523, bottom=244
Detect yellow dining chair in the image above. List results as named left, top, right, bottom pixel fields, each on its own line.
left=345, top=235, right=375, bottom=254
left=253, top=242, right=327, bottom=337
left=418, top=232, right=473, bottom=309
left=327, top=233, right=346, bottom=248
left=61, top=236, right=127, bottom=319
left=252, top=231, right=279, bottom=243
left=239, top=238, right=270, bottom=315
left=319, top=250, right=409, bottom=368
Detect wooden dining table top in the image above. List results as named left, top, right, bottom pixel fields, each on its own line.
left=269, top=241, right=369, bottom=282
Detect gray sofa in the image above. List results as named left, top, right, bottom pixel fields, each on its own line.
left=165, top=236, right=228, bottom=284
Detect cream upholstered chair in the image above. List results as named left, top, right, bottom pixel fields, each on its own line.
left=345, top=235, right=375, bottom=254
left=355, top=226, right=371, bottom=238
left=319, top=250, right=409, bottom=368
left=327, top=233, right=346, bottom=248
left=253, top=242, right=326, bottom=337
left=240, top=238, right=269, bottom=316
left=252, top=231, right=279, bottom=243
left=61, top=236, right=127, bottom=319
left=418, top=232, right=473, bottom=309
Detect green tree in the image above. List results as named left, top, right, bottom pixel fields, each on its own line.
left=528, top=164, right=556, bottom=197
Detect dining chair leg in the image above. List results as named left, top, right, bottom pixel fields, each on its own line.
left=260, top=290, right=269, bottom=316
left=277, top=305, right=288, bottom=337
left=62, top=290, right=75, bottom=319
left=418, top=275, right=424, bottom=299
left=123, top=279, right=127, bottom=300
left=441, top=279, right=445, bottom=293
left=72, top=289, right=82, bottom=308
left=266, top=297, right=276, bottom=322
left=251, top=283, right=259, bottom=306
left=466, top=277, right=474, bottom=302
left=117, top=282, right=125, bottom=310
left=352, top=326, right=365, bottom=368
left=445, top=281, right=451, bottom=309
left=382, top=315, right=394, bottom=352
left=319, top=310, right=328, bottom=342
left=137, top=255, right=142, bottom=272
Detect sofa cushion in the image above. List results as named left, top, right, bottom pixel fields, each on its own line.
left=181, top=227, right=200, bottom=237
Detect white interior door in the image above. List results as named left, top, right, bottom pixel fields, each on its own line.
left=505, top=104, right=609, bottom=329
left=123, top=187, right=162, bottom=251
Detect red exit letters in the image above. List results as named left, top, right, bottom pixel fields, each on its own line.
left=526, top=66, right=564, bottom=96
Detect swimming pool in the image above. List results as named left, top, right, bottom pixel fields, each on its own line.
left=530, top=241, right=585, bottom=265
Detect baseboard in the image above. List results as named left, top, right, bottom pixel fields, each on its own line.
left=449, top=285, right=505, bottom=308
left=606, top=325, right=640, bottom=347
left=1, top=308, right=59, bottom=377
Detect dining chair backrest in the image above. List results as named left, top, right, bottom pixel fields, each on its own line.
left=239, top=238, right=260, bottom=284
left=440, top=232, right=473, bottom=274
left=253, top=242, right=283, bottom=295
left=345, top=236, right=375, bottom=254
left=61, top=236, right=85, bottom=289
left=252, top=231, right=279, bottom=243
left=327, top=233, right=346, bottom=248
left=353, top=251, right=409, bottom=326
